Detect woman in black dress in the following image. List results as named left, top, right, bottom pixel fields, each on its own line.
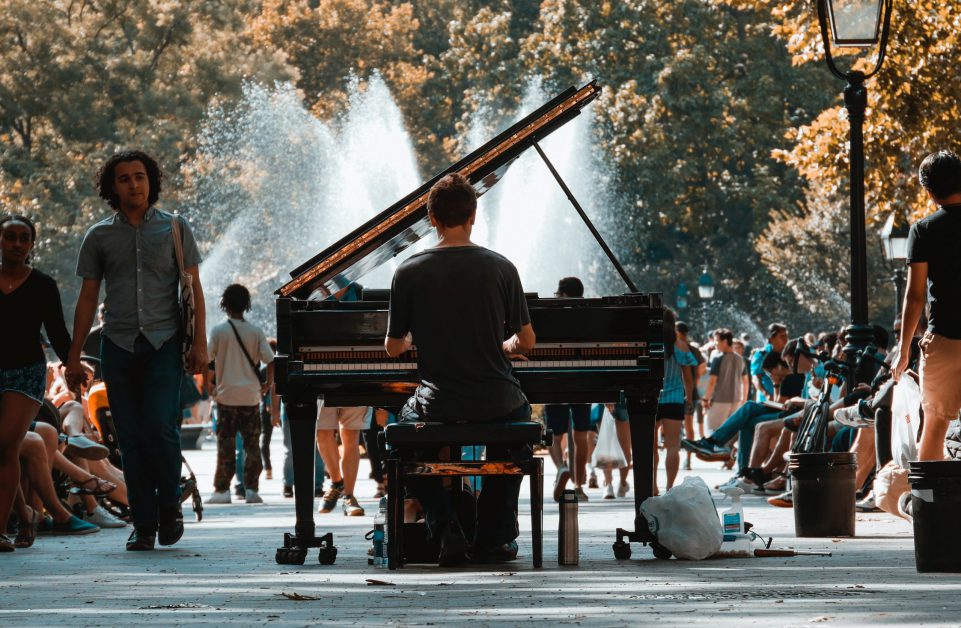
left=0, top=215, right=72, bottom=550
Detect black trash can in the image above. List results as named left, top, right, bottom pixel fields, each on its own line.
left=908, top=460, right=961, bottom=572
left=789, top=452, right=857, bottom=537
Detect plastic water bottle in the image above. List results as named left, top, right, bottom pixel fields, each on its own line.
left=372, top=497, right=388, bottom=567
left=558, top=489, right=579, bottom=565
left=720, top=486, right=746, bottom=535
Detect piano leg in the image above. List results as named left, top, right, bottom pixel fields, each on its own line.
left=275, top=395, right=337, bottom=566
left=613, top=393, right=658, bottom=560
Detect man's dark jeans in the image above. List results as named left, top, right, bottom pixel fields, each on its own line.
left=101, top=334, right=183, bottom=528
left=400, top=402, right=531, bottom=547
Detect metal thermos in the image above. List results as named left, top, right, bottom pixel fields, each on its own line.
left=558, top=489, right=579, bottom=565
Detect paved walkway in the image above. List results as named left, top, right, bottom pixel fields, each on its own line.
left=2, top=435, right=958, bottom=627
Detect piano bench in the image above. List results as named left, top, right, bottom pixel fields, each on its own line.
left=383, top=421, right=549, bottom=570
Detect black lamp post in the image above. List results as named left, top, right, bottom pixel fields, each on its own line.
left=697, top=268, right=715, bottom=338
left=675, top=283, right=690, bottom=315
left=880, top=208, right=910, bottom=322
left=816, top=0, right=893, bottom=377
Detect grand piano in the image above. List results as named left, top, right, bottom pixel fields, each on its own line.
left=274, top=80, right=665, bottom=565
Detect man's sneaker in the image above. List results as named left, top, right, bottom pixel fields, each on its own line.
left=245, top=489, right=264, bottom=504
left=207, top=491, right=231, bottom=505
left=85, top=505, right=127, bottom=528
left=767, top=490, right=793, bottom=508
left=126, top=526, right=156, bottom=551
left=342, top=495, right=364, bottom=517
left=158, top=505, right=184, bottom=546
left=49, top=515, right=100, bottom=535
left=835, top=405, right=872, bottom=428
left=574, top=486, right=589, bottom=502
left=588, top=471, right=599, bottom=489
left=319, top=486, right=343, bottom=513
left=473, top=540, right=518, bottom=563
left=617, top=481, right=630, bottom=497
left=438, top=520, right=470, bottom=567
left=603, top=483, right=615, bottom=499
left=680, top=438, right=731, bottom=461
left=716, top=474, right=741, bottom=491
left=373, top=483, right=387, bottom=499
left=233, top=483, right=245, bottom=498
left=856, top=491, right=881, bottom=513
left=553, top=466, right=571, bottom=502
left=283, top=485, right=293, bottom=498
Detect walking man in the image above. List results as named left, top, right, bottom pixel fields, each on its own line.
left=66, top=150, right=208, bottom=551
left=206, top=284, right=275, bottom=505
left=894, top=149, right=961, bottom=460
left=702, top=328, right=749, bottom=434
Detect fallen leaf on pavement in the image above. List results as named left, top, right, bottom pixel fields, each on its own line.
left=280, top=592, right=319, bottom=601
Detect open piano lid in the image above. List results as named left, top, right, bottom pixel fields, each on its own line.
left=277, top=81, right=600, bottom=300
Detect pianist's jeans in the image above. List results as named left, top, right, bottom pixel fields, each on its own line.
left=100, top=334, right=183, bottom=529
left=400, top=402, right=531, bottom=547
left=709, top=401, right=781, bottom=471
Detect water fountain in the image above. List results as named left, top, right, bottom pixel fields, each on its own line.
left=467, top=81, right=619, bottom=298
left=186, top=76, right=420, bottom=335
left=186, top=77, right=621, bottom=336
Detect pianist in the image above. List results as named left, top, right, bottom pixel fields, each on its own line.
left=384, top=173, right=536, bottom=566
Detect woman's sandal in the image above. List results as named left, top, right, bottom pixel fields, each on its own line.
left=14, top=507, right=41, bottom=548
left=69, top=475, right=117, bottom=496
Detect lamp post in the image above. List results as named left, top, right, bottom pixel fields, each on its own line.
left=816, top=0, right=893, bottom=378
left=675, top=283, right=690, bottom=315
left=880, top=208, right=910, bottom=322
left=697, top=267, right=715, bottom=338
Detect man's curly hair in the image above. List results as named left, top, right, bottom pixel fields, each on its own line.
left=96, top=150, right=163, bottom=210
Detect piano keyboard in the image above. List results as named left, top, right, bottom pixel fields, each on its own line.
left=297, top=343, right=646, bottom=372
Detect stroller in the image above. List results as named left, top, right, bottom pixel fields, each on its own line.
left=85, top=379, right=204, bottom=522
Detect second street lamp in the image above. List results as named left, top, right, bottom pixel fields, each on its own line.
left=816, top=0, right=893, bottom=379
left=880, top=208, right=910, bottom=322
left=697, top=268, right=715, bottom=337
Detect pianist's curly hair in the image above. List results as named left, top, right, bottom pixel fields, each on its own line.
left=96, top=150, right=163, bottom=210
left=428, top=173, right=476, bottom=228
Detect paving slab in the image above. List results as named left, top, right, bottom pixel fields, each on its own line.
left=2, top=437, right=958, bottom=627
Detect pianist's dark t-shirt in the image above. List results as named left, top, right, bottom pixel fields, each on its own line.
left=387, top=245, right=531, bottom=421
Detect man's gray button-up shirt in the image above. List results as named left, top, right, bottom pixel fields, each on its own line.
left=76, top=207, right=202, bottom=352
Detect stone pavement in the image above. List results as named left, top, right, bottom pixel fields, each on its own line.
left=2, top=435, right=959, bottom=627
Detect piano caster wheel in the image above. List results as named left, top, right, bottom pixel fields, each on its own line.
left=318, top=546, right=338, bottom=565
left=612, top=541, right=632, bottom=560
left=651, top=542, right=672, bottom=560
left=276, top=547, right=307, bottom=565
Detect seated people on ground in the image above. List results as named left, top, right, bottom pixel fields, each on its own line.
left=384, top=173, right=535, bottom=566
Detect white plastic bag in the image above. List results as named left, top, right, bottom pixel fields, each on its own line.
left=640, top=476, right=723, bottom=560
left=591, top=408, right=627, bottom=469
left=891, top=374, right=922, bottom=468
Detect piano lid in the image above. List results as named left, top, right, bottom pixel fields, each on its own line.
left=277, top=80, right=601, bottom=300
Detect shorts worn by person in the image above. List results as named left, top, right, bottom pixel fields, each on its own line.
left=895, top=150, right=961, bottom=460
left=384, top=173, right=536, bottom=566
left=67, top=151, right=208, bottom=551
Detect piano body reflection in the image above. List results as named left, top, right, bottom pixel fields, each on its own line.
left=274, top=81, right=665, bottom=565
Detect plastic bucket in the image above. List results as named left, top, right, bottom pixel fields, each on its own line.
left=908, top=461, right=961, bottom=572
left=789, top=452, right=857, bottom=537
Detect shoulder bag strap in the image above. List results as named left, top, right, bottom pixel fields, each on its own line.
left=227, top=320, right=261, bottom=380
left=170, top=216, right=186, bottom=276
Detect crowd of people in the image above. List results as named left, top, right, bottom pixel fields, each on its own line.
left=3, top=147, right=960, bottom=567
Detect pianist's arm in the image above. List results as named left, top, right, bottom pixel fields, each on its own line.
left=385, top=332, right=413, bottom=358
left=503, top=323, right=536, bottom=357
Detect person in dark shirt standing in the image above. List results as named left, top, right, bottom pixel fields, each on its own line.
left=65, top=151, right=208, bottom=551
left=0, top=215, right=75, bottom=551
left=894, top=149, right=961, bottom=460
left=385, top=173, right=535, bottom=566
